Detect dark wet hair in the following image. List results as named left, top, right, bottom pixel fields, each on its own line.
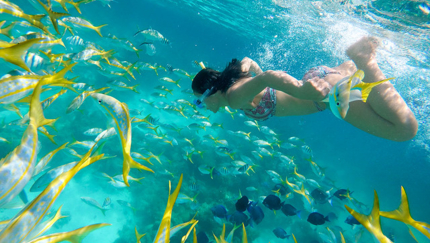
left=192, top=58, right=251, bottom=95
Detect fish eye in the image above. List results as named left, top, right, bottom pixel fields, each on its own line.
left=98, top=100, right=102, bottom=104
left=336, top=102, right=340, bottom=106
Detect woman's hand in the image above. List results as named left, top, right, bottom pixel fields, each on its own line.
left=241, top=57, right=263, bottom=75
left=296, top=77, right=331, bottom=101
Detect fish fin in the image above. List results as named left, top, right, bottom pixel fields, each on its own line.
left=340, top=231, right=346, bottom=243
left=94, top=24, right=108, bottom=37
left=352, top=77, right=394, bottom=102
left=0, top=38, right=44, bottom=72
left=135, top=226, right=146, bottom=243
left=32, top=223, right=111, bottom=243
left=380, top=186, right=430, bottom=239
left=30, top=80, right=56, bottom=128
left=122, top=153, right=153, bottom=187
left=131, top=84, right=140, bottom=94
left=153, top=174, right=184, bottom=243
left=296, top=210, right=302, bottom=219
left=345, top=190, right=393, bottom=243
left=67, top=0, right=83, bottom=14
left=36, top=0, right=70, bottom=35
left=0, top=21, right=17, bottom=39
left=100, top=207, right=109, bottom=216
left=38, top=126, right=57, bottom=144
left=18, top=190, right=28, bottom=204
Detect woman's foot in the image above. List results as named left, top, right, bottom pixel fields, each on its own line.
left=346, top=36, right=379, bottom=68
left=346, top=36, right=384, bottom=83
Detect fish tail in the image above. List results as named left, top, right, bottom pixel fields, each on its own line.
left=94, top=24, right=108, bottom=37
left=345, top=191, right=393, bottom=242
left=292, top=234, right=298, bottom=243
left=0, top=21, right=16, bottom=39
left=210, top=167, right=214, bottom=179
left=57, top=223, right=111, bottom=243
left=135, top=226, right=146, bottom=243
left=29, top=14, right=47, bottom=22
left=38, top=127, right=57, bottom=144
left=135, top=49, right=142, bottom=59
left=131, top=84, right=140, bottom=94
left=380, top=186, right=430, bottom=239
left=36, top=0, right=70, bottom=35
left=0, top=38, right=44, bottom=72
left=100, top=207, right=109, bottom=216
left=123, top=153, right=154, bottom=187
left=353, top=77, right=395, bottom=102
left=154, top=174, right=183, bottom=243
left=68, top=0, right=83, bottom=14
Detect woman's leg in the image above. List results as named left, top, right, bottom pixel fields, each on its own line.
left=343, top=36, right=417, bottom=141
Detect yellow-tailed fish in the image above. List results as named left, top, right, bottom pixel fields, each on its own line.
left=0, top=1, right=48, bottom=33
left=322, top=69, right=394, bottom=119
left=0, top=75, right=42, bottom=104
left=53, top=0, right=83, bottom=14
left=0, top=77, right=60, bottom=207
left=32, top=142, right=68, bottom=177
left=0, top=38, right=44, bottom=72
left=90, top=92, right=154, bottom=186
left=27, top=223, right=110, bottom=243
left=153, top=174, right=183, bottom=243
left=12, top=32, right=66, bottom=50
left=81, top=197, right=109, bottom=216
left=380, top=186, right=430, bottom=242
left=65, top=87, right=108, bottom=113
left=0, top=144, right=104, bottom=243
left=345, top=191, right=393, bottom=243
left=33, top=0, right=70, bottom=35
left=62, top=16, right=107, bottom=37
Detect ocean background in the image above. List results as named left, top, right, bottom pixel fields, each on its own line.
left=1, top=0, right=430, bottom=242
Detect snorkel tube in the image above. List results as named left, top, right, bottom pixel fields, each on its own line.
left=193, top=87, right=213, bottom=108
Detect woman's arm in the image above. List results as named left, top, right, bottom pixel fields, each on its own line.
left=241, top=57, right=263, bottom=75
left=227, top=70, right=331, bottom=109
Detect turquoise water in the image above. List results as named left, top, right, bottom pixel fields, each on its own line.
left=0, top=0, right=430, bottom=242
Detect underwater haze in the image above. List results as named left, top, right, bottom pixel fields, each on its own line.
left=1, top=0, right=430, bottom=242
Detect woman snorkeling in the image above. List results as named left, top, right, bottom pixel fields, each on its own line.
left=191, top=37, right=418, bottom=142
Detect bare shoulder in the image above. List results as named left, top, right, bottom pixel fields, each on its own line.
left=225, top=79, right=248, bottom=109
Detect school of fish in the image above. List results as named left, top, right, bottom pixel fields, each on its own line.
left=0, top=0, right=429, bottom=242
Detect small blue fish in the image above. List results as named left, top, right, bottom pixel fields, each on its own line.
left=211, top=205, right=228, bottom=219
left=345, top=215, right=361, bottom=226
left=281, top=204, right=301, bottom=218
left=248, top=203, right=264, bottom=226
left=227, top=211, right=249, bottom=227
left=273, top=227, right=290, bottom=239
left=263, top=195, right=283, bottom=210
left=235, top=196, right=249, bottom=212
left=307, top=212, right=330, bottom=225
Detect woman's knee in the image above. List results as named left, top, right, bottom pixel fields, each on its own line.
left=393, top=117, right=418, bottom=142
